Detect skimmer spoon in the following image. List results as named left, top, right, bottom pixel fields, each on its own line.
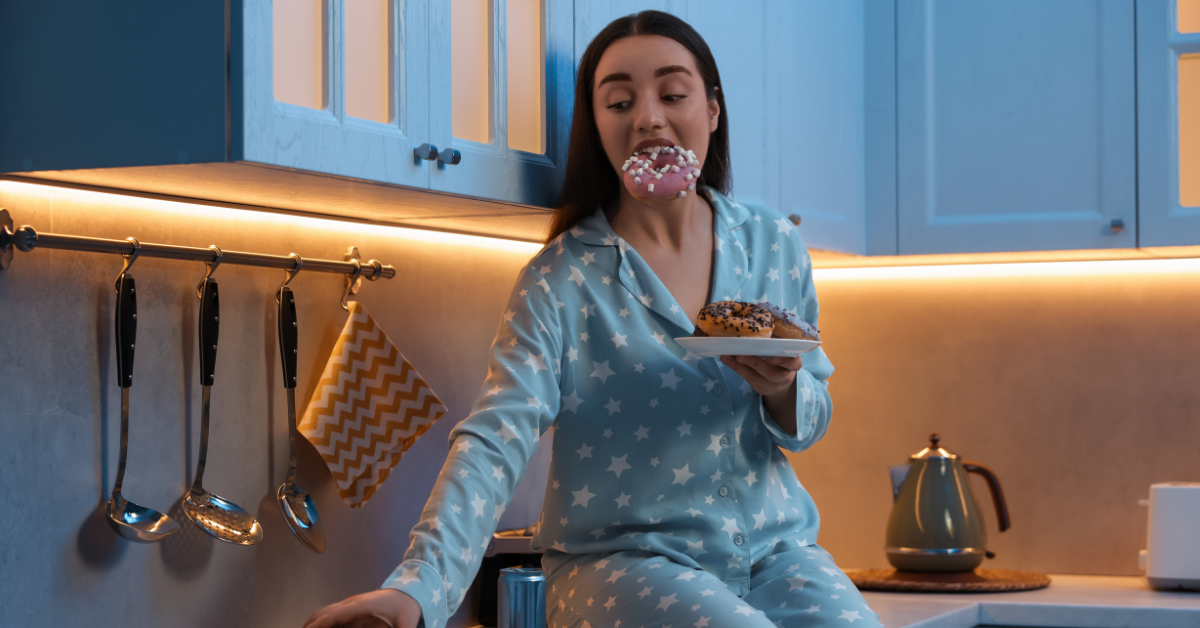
left=182, top=278, right=264, bottom=545
left=105, top=272, right=180, bottom=542
left=275, top=286, right=326, bottom=553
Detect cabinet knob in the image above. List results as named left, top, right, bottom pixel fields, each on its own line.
left=1109, top=218, right=1124, bottom=234
left=414, top=143, right=439, bottom=161
left=788, top=214, right=802, bottom=227
left=438, top=148, right=462, bottom=166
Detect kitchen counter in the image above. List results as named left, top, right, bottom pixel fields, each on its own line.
left=861, top=575, right=1200, bottom=628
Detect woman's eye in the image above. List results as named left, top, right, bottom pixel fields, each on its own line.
left=606, top=101, right=631, bottom=110
left=664, top=94, right=687, bottom=102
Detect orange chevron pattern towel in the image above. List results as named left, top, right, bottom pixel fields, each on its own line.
left=299, top=301, right=449, bottom=507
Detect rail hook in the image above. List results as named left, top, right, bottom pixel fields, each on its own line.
left=112, top=237, right=141, bottom=294
left=341, top=259, right=363, bottom=312
left=366, top=259, right=384, bottom=281
left=195, top=245, right=223, bottom=299
left=276, top=253, right=303, bottom=303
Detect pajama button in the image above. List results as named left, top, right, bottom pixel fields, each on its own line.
left=718, top=486, right=729, bottom=497
left=720, top=437, right=729, bottom=447
left=714, top=385, right=723, bottom=394
left=734, top=535, right=744, bottom=545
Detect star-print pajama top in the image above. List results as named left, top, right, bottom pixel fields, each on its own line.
left=383, top=188, right=844, bottom=628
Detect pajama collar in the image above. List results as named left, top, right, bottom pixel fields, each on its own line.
left=565, top=187, right=755, bottom=335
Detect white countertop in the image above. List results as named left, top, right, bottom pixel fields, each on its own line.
left=861, top=575, right=1200, bottom=628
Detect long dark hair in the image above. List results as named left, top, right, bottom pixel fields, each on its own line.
left=544, top=11, right=730, bottom=244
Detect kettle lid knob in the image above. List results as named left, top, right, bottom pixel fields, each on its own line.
left=913, top=432, right=955, bottom=459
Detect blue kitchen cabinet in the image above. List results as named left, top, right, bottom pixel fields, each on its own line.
left=0, top=0, right=572, bottom=232
left=770, top=0, right=898, bottom=256
left=1136, top=0, right=1200, bottom=247
left=427, top=0, right=574, bottom=208
left=0, top=1, right=431, bottom=190
left=895, top=0, right=1138, bottom=255
left=238, top=0, right=432, bottom=191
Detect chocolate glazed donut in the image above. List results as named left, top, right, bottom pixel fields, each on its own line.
left=696, top=301, right=774, bottom=338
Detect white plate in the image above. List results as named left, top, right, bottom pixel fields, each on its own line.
left=674, top=336, right=821, bottom=358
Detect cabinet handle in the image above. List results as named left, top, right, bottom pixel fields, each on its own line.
left=414, top=143, right=439, bottom=161
left=438, top=148, right=462, bottom=166
left=1109, top=219, right=1124, bottom=234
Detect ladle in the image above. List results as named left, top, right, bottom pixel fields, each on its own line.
left=105, top=271, right=181, bottom=542
left=181, top=278, right=264, bottom=545
left=275, top=286, right=326, bottom=553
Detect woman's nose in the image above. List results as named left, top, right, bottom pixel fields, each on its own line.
left=632, top=95, right=666, bottom=132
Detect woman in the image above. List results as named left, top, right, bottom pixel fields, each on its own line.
left=305, top=11, right=882, bottom=628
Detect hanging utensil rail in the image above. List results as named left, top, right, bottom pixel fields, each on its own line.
left=0, top=209, right=394, bottom=279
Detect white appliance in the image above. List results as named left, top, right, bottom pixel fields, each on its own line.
left=1139, top=482, right=1200, bottom=590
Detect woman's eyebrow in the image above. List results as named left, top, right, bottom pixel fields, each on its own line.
left=597, top=72, right=632, bottom=88
left=654, top=64, right=692, bottom=78
left=597, top=65, right=693, bottom=89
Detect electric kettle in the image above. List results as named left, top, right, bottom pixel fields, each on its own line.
left=885, top=433, right=1011, bottom=572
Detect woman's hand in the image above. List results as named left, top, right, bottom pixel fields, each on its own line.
left=303, top=588, right=421, bottom=628
left=720, top=354, right=802, bottom=435
left=719, top=354, right=802, bottom=398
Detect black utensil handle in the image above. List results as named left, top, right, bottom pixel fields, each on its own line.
left=115, top=274, right=137, bottom=388
left=199, top=279, right=219, bottom=386
left=964, top=461, right=1011, bottom=532
left=278, top=287, right=298, bottom=389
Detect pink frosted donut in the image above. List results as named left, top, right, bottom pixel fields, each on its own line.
left=621, top=143, right=701, bottom=200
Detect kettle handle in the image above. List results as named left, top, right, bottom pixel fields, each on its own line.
left=963, top=462, right=1011, bottom=532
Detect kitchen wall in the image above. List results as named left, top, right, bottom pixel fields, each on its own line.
left=794, top=261, right=1200, bottom=577
left=3, top=178, right=1198, bottom=628
left=0, top=179, right=549, bottom=628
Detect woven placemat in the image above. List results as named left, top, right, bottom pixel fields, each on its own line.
left=845, top=568, right=1051, bottom=593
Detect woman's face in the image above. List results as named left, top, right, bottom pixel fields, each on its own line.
left=592, top=35, right=720, bottom=201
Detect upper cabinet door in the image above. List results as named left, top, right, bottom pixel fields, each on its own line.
left=1137, top=0, right=1200, bottom=247
left=427, top=0, right=573, bottom=207
left=687, top=0, right=778, bottom=212
left=896, top=0, right=1137, bottom=255
left=770, top=0, right=875, bottom=255
left=238, top=0, right=430, bottom=189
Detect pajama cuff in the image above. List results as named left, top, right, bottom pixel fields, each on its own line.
left=758, top=369, right=825, bottom=453
left=381, top=559, right=447, bottom=628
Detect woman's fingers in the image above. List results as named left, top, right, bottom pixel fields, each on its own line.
left=303, top=595, right=397, bottom=628
left=304, top=589, right=415, bottom=628
left=304, top=603, right=364, bottom=628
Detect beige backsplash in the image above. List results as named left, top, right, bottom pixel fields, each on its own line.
left=792, top=267, right=1200, bottom=576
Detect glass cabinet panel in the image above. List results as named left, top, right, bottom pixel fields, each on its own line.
left=507, top=0, right=544, bottom=153
left=1180, top=54, right=1200, bottom=206
left=1179, top=0, right=1200, bottom=33
left=273, top=0, right=326, bottom=110
left=452, top=0, right=492, bottom=143
left=345, top=0, right=392, bottom=123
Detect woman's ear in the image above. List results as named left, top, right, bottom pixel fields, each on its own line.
left=708, top=96, right=720, bottom=133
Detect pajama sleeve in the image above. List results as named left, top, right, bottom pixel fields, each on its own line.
left=758, top=234, right=835, bottom=453
left=380, top=263, right=564, bottom=628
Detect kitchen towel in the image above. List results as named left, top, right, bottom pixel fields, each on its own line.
left=299, top=301, right=449, bottom=507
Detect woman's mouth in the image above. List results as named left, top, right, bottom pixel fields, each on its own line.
left=621, top=144, right=701, bottom=200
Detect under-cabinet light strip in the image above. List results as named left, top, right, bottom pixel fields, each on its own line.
left=812, top=257, right=1200, bottom=281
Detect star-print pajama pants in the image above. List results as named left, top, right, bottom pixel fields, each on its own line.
left=544, top=542, right=884, bottom=628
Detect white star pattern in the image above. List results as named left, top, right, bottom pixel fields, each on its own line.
left=659, top=369, right=682, bottom=390
left=607, top=455, right=631, bottom=478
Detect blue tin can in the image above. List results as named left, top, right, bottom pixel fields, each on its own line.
left=498, top=567, right=546, bottom=628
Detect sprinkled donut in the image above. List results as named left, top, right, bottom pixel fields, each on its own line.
left=696, top=301, right=773, bottom=338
